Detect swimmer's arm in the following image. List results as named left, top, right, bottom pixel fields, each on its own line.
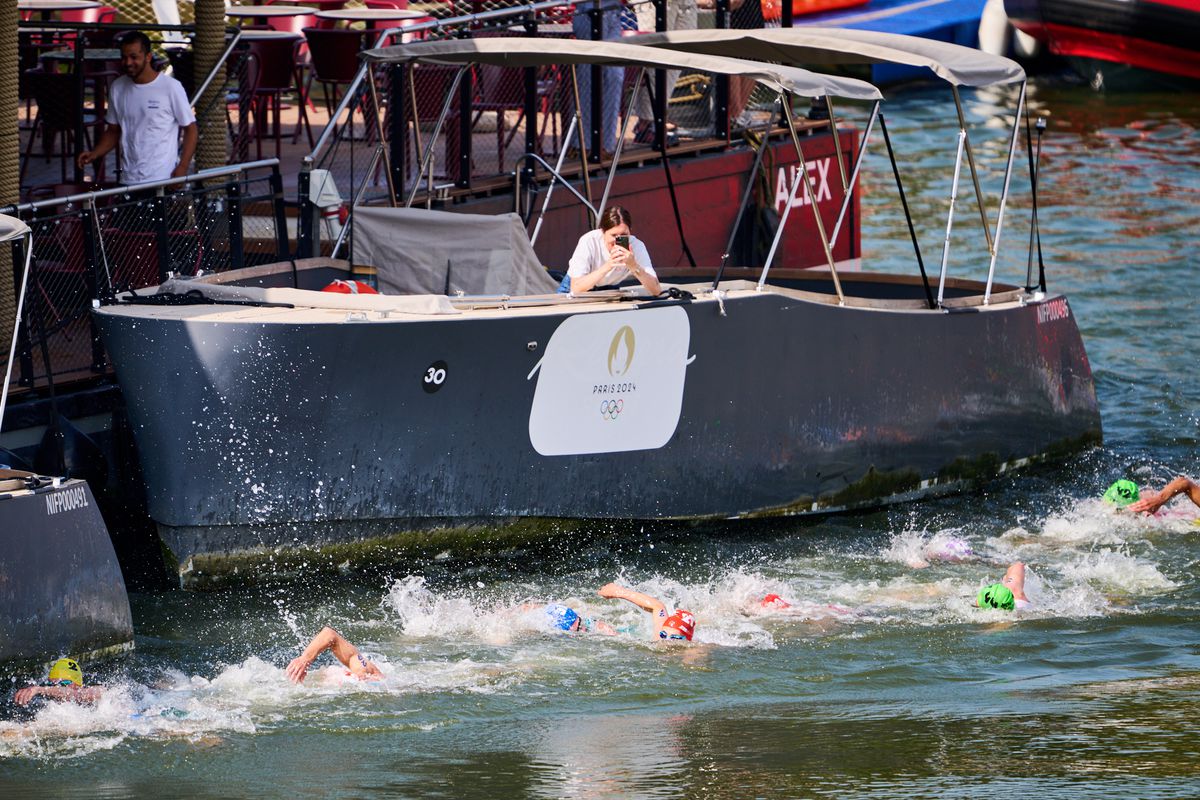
left=597, top=583, right=666, bottom=616
left=287, top=626, right=363, bottom=683
left=13, top=685, right=102, bottom=705
left=1128, top=476, right=1200, bottom=514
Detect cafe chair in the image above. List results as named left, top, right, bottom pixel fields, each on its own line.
left=21, top=69, right=97, bottom=184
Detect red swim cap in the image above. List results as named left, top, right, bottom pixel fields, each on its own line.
left=660, top=610, right=695, bottom=641
left=761, top=593, right=791, bottom=609
left=321, top=279, right=379, bottom=295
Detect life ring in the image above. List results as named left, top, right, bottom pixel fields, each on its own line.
left=321, top=279, right=378, bottom=295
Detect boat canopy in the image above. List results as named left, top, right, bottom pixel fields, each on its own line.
left=636, top=28, right=1026, bottom=87
left=361, top=36, right=883, bottom=101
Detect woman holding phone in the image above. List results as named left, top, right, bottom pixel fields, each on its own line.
left=561, top=206, right=661, bottom=295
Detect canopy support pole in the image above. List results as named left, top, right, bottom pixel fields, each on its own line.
left=937, top=129, right=967, bottom=306
left=824, top=95, right=849, bottom=193
left=333, top=144, right=385, bottom=259
left=530, top=116, right=581, bottom=247
left=569, top=64, right=596, bottom=227
left=405, top=65, right=467, bottom=208
left=716, top=101, right=778, bottom=288
left=983, top=80, right=1026, bottom=304
left=879, top=113, right=934, bottom=309
left=951, top=86, right=993, bottom=255
left=1024, top=111, right=1046, bottom=293
left=367, top=66, right=397, bottom=207
left=598, top=68, right=644, bottom=219
left=776, top=94, right=843, bottom=303
left=408, top=66, right=423, bottom=198
left=0, top=233, right=33, bottom=432
left=829, top=99, right=879, bottom=250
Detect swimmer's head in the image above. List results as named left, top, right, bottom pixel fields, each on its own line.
left=48, top=657, right=83, bottom=686
left=761, top=593, right=791, bottom=609
left=659, top=610, right=695, bottom=641
left=544, top=603, right=580, bottom=632
left=925, top=537, right=974, bottom=562
left=1103, top=479, right=1140, bottom=508
left=976, top=583, right=1015, bottom=611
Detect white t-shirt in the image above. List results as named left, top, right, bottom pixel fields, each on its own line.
left=106, top=72, right=196, bottom=185
left=567, top=229, right=655, bottom=289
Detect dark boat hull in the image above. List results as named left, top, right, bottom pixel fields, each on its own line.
left=94, top=280, right=1101, bottom=586
left=0, top=477, right=134, bottom=663
left=1005, top=0, right=1200, bottom=81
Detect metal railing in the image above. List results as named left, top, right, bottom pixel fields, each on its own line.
left=295, top=0, right=773, bottom=260
left=3, top=160, right=288, bottom=389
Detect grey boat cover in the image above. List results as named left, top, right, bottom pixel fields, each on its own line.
left=352, top=206, right=560, bottom=296
left=637, top=28, right=1025, bottom=87
left=362, top=36, right=882, bottom=101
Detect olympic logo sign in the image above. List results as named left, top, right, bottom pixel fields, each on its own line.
left=600, top=399, right=624, bottom=420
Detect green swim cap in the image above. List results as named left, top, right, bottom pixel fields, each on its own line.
left=977, top=583, right=1015, bottom=611
left=1103, top=479, right=1140, bottom=507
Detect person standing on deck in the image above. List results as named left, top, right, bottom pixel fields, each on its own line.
left=77, top=30, right=197, bottom=185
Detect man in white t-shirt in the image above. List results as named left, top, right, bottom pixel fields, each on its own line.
left=564, top=206, right=661, bottom=295
left=77, top=31, right=197, bottom=185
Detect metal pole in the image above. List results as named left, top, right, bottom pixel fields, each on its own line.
left=951, top=85, right=993, bottom=256
left=530, top=115, right=579, bottom=246
left=189, top=30, right=244, bottom=106
left=332, top=144, right=386, bottom=260
left=782, top=95, right=843, bottom=304
left=367, top=65, right=397, bottom=207
left=407, top=66, right=423, bottom=196
left=569, top=64, right=595, bottom=225
left=718, top=108, right=776, bottom=284
left=879, top=113, right=934, bottom=309
left=598, top=68, right=643, bottom=218
left=758, top=146, right=805, bottom=290
left=297, top=160, right=314, bottom=259
left=824, top=96, right=848, bottom=193
left=937, top=129, right=967, bottom=306
left=0, top=234, right=34, bottom=431
left=390, top=64, right=407, bottom=206
left=405, top=65, right=467, bottom=208
left=829, top=100, right=879, bottom=250
left=983, top=81, right=1026, bottom=304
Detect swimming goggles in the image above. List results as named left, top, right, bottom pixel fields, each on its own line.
left=659, top=630, right=688, bottom=641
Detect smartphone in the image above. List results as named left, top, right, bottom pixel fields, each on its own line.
left=615, top=234, right=630, bottom=249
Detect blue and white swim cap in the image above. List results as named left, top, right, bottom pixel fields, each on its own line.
left=544, top=603, right=579, bottom=631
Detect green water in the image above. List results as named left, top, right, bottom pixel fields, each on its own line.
left=3, top=78, right=1200, bottom=798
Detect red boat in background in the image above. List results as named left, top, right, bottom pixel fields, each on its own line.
left=1005, top=0, right=1200, bottom=84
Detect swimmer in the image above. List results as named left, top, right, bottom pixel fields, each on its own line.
left=12, top=658, right=103, bottom=706
left=905, top=535, right=975, bottom=569
left=1102, top=479, right=1141, bottom=509
left=540, top=603, right=617, bottom=635
left=1126, top=476, right=1200, bottom=515
left=597, top=582, right=695, bottom=643
left=975, top=561, right=1032, bottom=611
left=757, top=593, right=857, bottom=619
left=286, top=626, right=383, bottom=684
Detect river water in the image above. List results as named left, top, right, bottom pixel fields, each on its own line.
left=3, top=78, right=1199, bottom=798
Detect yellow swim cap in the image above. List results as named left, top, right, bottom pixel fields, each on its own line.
left=48, top=657, right=83, bottom=686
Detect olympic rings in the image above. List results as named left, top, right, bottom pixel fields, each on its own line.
left=600, top=398, right=625, bottom=420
